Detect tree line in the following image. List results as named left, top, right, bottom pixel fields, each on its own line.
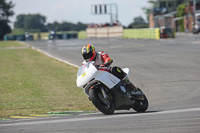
left=13, top=14, right=148, bottom=33
left=14, top=14, right=88, bottom=32
left=0, top=0, right=14, bottom=40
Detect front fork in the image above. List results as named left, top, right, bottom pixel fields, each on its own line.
left=88, top=84, right=112, bottom=108
left=100, top=87, right=112, bottom=108
left=101, top=88, right=108, bottom=99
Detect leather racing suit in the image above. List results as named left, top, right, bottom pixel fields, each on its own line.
left=82, top=51, right=129, bottom=83
left=82, top=51, right=113, bottom=69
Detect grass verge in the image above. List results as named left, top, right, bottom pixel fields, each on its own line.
left=0, top=41, right=26, bottom=48
left=0, top=41, right=96, bottom=118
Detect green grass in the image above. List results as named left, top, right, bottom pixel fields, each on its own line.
left=0, top=41, right=26, bottom=48
left=0, top=41, right=96, bottom=118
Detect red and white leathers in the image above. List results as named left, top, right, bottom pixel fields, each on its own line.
left=82, top=51, right=113, bottom=71
left=82, top=50, right=137, bottom=92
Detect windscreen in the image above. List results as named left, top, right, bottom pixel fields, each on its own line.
left=77, top=63, right=89, bottom=76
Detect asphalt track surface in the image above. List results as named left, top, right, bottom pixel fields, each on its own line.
left=1, top=34, right=200, bottom=133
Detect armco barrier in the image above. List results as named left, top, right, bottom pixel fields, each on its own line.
left=123, top=28, right=160, bottom=39
left=4, top=35, right=33, bottom=41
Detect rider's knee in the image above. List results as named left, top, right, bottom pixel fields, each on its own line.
left=111, top=66, right=126, bottom=80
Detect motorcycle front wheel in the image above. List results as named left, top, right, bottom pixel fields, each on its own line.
left=89, top=87, right=115, bottom=115
left=132, top=89, right=149, bottom=112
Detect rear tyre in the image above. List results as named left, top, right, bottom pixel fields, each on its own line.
left=89, top=87, right=115, bottom=115
left=132, top=89, right=149, bottom=112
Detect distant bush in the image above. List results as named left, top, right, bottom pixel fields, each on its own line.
left=177, top=4, right=186, bottom=32
left=11, top=28, right=25, bottom=35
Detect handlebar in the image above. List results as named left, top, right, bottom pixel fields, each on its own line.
left=87, top=61, right=110, bottom=70
left=98, top=66, right=108, bottom=70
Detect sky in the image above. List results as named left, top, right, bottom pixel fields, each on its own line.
left=10, top=0, right=150, bottom=27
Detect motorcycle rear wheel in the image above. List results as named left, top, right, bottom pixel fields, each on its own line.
left=89, top=88, right=115, bottom=115
left=132, top=89, right=149, bottom=112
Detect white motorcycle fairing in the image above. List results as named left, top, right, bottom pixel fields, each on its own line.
left=76, top=62, right=129, bottom=95
left=76, top=61, right=148, bottom=114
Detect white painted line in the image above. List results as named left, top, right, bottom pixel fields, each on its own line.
left=31, top=47, right=80, bottom=68
left=1, top=107, right=200, bottom=127
left=20, top=41, right=80, bottom=68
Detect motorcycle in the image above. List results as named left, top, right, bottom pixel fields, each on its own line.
left=76, top=61, right=148, bottom=115
left=49, top=30, right=56, bottom=40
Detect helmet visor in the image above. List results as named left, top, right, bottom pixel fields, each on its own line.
left=82, top=52, right=93, bottom=61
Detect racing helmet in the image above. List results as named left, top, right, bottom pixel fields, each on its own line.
left=82, top=44, right=97, bottom=62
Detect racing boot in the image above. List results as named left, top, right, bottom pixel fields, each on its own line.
left=123, top=76, right=144, bottom=99
left=122, top=75, right=138, bottom=93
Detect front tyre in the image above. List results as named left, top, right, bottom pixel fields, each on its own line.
left=89, top=88, right=115, bottom=115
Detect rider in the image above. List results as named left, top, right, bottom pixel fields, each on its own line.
left=81, top=44, right=138, bottom=93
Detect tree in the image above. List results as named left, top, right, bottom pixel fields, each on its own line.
left=0, top=0, right=14, bottom=40
left=14, top=14, right=47, bottom=32
left=58, top=21, right=76, bottom=31
left=14, top=14, right=25, bottom=28
left=128, top=16, right=148, bottom=28
left=47, top=21, right=87, bottom=31
left=0, top=20, right=11, bottom=39
left=142, top=0, right=157, bottom=22
left=76, top=22, right=87, bottom=31
left=47, top=21, right=59, bottom=31
left=176, top=4, right=186, bottom=32
left=14, top=14, right=88, bottom=33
